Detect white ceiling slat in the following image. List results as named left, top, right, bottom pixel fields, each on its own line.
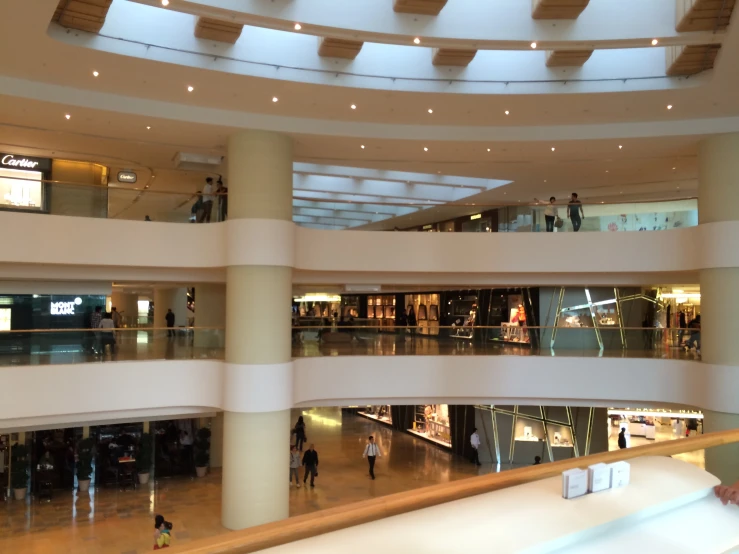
left=194, top=17, right=243, bottom=44
left=432, top=48, right=478, bottom=66
left=53, top=0, right=113, bottom=33
left=676, top=0, right=735, bottom=32
left=666, top=44, right=721, bottom=75
left=532, top=0, right=591, bottom=19
left=546, top=49, right=594, bottom=67
left=318, top=37, right=364, bottom=60
left=393, top=0, right=448, bottom=16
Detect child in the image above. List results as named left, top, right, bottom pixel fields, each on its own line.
left=156, top=521, right=173, bottom=549
left=290, top=445, right=301, bottom=488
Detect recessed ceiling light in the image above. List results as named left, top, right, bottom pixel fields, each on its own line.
left=651, top=39, right=658, bottom=46
left=92, top=70, right=99, bottom=77
left=487, top=148, right=491, bottom=152
left=530, top=42, right=537, bottom=49
left=187, top=85, right=194, bottom=92
left=272, top=96, right=279, bottom=102
left=423, top=147, right=429, bottom=152
left=64, top=114, right=71, bottom=120
left=504, top=110, right=510, bottom=115
left=360, top=145, right=365, bottom=149
left=618, top=145, right=623, bottom=149
left=414, top=37, right=421, bottom=45
left=667, top=104, right=673, bottom=110
left=428, top=109, right=433, bottom=114
left=605, top=170, right=609, bottom=173
left=351, top=104, right=356, bottom=110
left=294, top=23, right=302, bottom=31
left=146, top=126, right=151, bottom=130
left=672, top=167, right=676, bottom=170
left=161, top=0, right=169, bottom=5
left=551, top=147, right=555, bottom=151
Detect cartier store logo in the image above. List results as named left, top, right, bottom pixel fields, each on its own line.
left=0, top=153, right=51, bottom=172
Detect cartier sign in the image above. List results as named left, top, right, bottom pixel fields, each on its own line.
left=117, top=171, right=137, bottom=183
left=0, top=153, right=51, bottom=172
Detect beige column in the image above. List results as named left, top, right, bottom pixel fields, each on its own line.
left=153, top=287, right=189, bottom=329
left=193, top=284, right=226, bottom=348
left=221, top=130, right=294, bottom=531
left=111, top=291, right=139, bottom=326
left=699, top=134, right=739, bottom=484
left=209, top=412, right=224, bottom=469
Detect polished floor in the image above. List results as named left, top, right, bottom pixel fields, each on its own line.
left=1, top=409, right=492, bottom=554
left=607, top=421, right=705, bottom=469
left=0, top=329, right=701, bottom=366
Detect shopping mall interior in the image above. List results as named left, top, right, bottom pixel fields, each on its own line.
left=2, top=0, right=739, bottom=552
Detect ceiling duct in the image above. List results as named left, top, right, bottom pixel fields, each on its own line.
left=173, top=152, right=224, bottom=171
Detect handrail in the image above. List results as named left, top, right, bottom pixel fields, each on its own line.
left=0, top=326, right=224, bottom=334
left=176, top=429, right=739, bottom=554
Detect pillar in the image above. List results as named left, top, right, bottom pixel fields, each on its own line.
left=221, top=130, right=294, bottom=530
left=193, top=284, right=226, bottom=348
left=210, top=412, right=224, bottom=468
left=111, top=291, right=139, bottom=326
left=699, top=134, right=739, bottom=484
left=153, top=287, right=189, bottom=328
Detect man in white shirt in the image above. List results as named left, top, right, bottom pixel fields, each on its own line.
left=362, top=435, right=381, bottom=480
left=470, top=428, right=481, bottom=466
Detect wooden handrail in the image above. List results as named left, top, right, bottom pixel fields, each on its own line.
left=177, top=429, right=739, bottom=553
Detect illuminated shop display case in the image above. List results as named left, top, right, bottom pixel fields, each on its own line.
left=357, top=405, right=393, bottom=425
left=405, top=293, right=440, bottom=336
left=367, top=295, right=396, bottom=331
left=408, top=404, right=451, bottom=448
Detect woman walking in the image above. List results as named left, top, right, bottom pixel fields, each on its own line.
left=293, top=415, right=307, bottom=452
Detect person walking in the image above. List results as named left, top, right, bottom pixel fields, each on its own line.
left=200, top=177, right=215, bottom=223
left=302, top=444, right=318, bottom=488
left=217, top=177, right=228, bottom=222
left=99, top=312, right=116, bottom=354
left=363, top=435, right=381, bottom=480
left=544, top=196, right=558, bottom=232
left=470, top=428, right=482, bottom=466
left=568, top=192, right=584, bottom=232
left=407, top=306, right=417, bottom=336
left=89, top=305, right=103, bottom=354
left=618, top=427, right=627, bottom=449
left=165, top=308, right=175, bottom=338
left=289, top=445, right=301, bottom=488
left=685, top=314, right=701, bottom=352
left=293, top=415, right=307, bottom=452
left=533, top=456, right=542, bottom=465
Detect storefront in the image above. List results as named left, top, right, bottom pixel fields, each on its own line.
left=357, top=405, right=393, bottom=425
left=0, top=152, right=51, bottom=212
left=607, top=408, right=703, bottom=448
left=409, top=404, right=451, bottom=448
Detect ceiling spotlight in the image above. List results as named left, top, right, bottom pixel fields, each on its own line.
left=605, top=170, right=609, bottom=173
left=428, top=109, right=433, bottom=114
left=651, top=39, right=658, bottom=46
left=530, top=42, right=537, bottom=49
left=146, top=126, right=151, bottom=130
left=361, top=145, right=365, bottom=149
left=551, top=147, right=555, bottom=151
left=672, top=167, right=676, bottom=170
left=92, top=70, right=99, bottom=77
left=187, top=85, right=194, bottom=92
left=351, top=104, right=356, bottom=110
left=423, top=147, right=429, bottom=152
left=161, top=0, right=169, bottom=5
left=504, top=110, right=510, bottom=115
left=294, top=23, right=302, bottom=31
left=667, top=104, right=673, bottom=110
left=618, top=145, right=623, bottom=149
left=487, top=148, right=491, bottom=152
left=64, top=114, right=71, bottom=120
left=414, top=37, right=421, bottom=44
left=272, top=96, right=279, bottom=102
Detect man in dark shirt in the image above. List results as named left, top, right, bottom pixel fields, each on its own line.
left=568, top=192, right=584, bottom=232
left=165, top=308, right=175, bottom=337
left=302, top=444, right=319, bottom=488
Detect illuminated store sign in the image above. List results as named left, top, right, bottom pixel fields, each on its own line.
left=50, top=297, right=83, bottom=316
left=117, top=171, right=137, bottom=183
left=470, top=214, right=482, bottom=220
left=0, top=153, right=51, bottom=172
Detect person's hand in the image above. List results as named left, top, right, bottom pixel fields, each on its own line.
left=714, top=483, right=739, bottom=505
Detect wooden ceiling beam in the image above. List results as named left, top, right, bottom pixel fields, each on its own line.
left=318, top=37, right=364, bottom=60
left=393, top=0, right=448, bottom=16
left=532, top=0, right=591, bottom=19
left=52, top=0, right=113, bottom=33
left=194, top=17, right=243, bottom=44
left=666, top=43, right=721, bottom=75
left=432, top=48, right=477, bottom=66
left=545, top=49, right=594, bottom=67
left=676, top=0, right=735, bottom=32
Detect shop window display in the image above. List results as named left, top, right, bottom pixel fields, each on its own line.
left=608, top=408, right=703, bottom=450
left=405, top=293, right=440, bottom=336
left=498, top=294, right=531, bottom=344
left=357, top=405, right=392, bottom=425
left=409, top=404, right=451, bottom=448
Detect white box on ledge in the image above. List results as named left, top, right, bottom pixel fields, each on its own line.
left=562, top=468, right=588, bottom=499
left=587, top=463, right=611, bottom=493
left=610, top=461, right=631, bottom=488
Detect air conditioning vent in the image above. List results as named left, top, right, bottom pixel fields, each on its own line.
left=173, top=152, right=224, bottom=171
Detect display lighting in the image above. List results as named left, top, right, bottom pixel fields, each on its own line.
left=272, top=96, right=279, bottom=102
left=294, top=23, right=302, bottom=31
left=92, top=70, right=99, bottom=77
left=146, top=126, right=151, bottom=130
left=667, top=104, right=673, bottom=110
left=360, top=144, right=365, bottom=149
left=428, top=109, right=433, bottom=114
left=293, top=294, right=342, bottom=303
left=64, top=114, right=71, bottom=119
left=651, top=39, right=659, bottom=46
left=504, top=110, right=510, bottom=115
left=351, top=104, right=356, bottom=110
left=161, top=0, right=169, bottom=5
left=551, top=147, right=555, bottom=151
left=414, top=37, right=421, bottom=44
left=530, top=42, right=537, bottom=49
left=660, top=292, right=701, bottom=299
left=423, top=147, right=429, bottom=151
left=487, top=148, right=491, bottom=152
left=187, top=85, right=194, bottom=92
left=618, top=145, right=623, bottom=149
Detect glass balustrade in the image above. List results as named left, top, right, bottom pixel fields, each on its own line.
left=0, top=175, right=697, bottom=232
left=0, top=325, right=702, bottom=366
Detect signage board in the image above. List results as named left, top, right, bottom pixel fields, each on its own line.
left=0, top=153, right=52, bottom=173
left=117, top=171, right=137, bottom=183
